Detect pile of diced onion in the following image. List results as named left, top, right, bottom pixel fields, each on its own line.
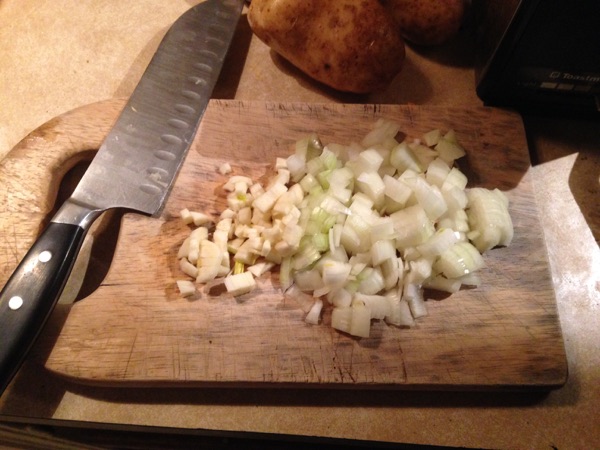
left=176, top=119, right=513, bottom=338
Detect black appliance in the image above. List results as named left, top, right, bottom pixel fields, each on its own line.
left=474, top=0, right=600, bottom=116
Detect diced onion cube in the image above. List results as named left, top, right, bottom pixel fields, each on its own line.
left=224, top=271, right=256, bottom=296
left=305, top=299, right=323, bottom=324
left=219, top=162, right=232, bottom=175
left=176, top=280, right=196, bottom=297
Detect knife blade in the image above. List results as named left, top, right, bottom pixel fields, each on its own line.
left=0, top=0, right=244, bottom=394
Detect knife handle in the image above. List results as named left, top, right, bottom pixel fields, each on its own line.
left=0, top=222, right=86, bottom=394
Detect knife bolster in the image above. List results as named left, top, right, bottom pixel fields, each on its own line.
left=52, top=198, right=106, bottom=230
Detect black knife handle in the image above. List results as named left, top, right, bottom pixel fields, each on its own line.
left=0, top=222, right=86, bottom=394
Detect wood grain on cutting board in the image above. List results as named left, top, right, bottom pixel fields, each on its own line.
left=0, top=99, right=567, bottom=389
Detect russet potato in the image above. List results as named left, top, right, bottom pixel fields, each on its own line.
left=384, top=0, right=465, bottom=46
left=248, top=0, right=406, bottom=93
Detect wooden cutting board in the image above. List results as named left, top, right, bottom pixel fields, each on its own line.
left=0, top=99, right=568, bottom=390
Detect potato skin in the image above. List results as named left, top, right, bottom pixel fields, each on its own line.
left=384, top=0, right=465, bottom=46
left=248, top=0, right=405, bottom=93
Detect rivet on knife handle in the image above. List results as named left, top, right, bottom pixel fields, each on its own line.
left=0, top=0, right=244, bottom=395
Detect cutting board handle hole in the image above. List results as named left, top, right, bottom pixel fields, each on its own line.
left=44, top=156, right=124, bottom=302
left=73, top=208, right=124, bottom=301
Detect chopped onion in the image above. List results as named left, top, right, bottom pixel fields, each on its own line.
left=385, top=291, right=414, bottom=327
left=390, top=142, right=422, bottom=173
left=219, top=162, right=232, bottom=175
left=391, top=205, right=435, bottom=249
left=434, top=241, right=485, bottom=278
left=247, top=261, right=274, bottom=277
left=331, top=306, right=352, bottom=333
left=435, top=136, right=466, bottom=164
left=466, top=188, right=514, bottom=252
left=349, top=300, right=371, bottom=338
left=179, top=258, right=198, bottom=279
left=423, top=275, right=462, bottom=293
left=371, top=239, right=396, bottom=266
left=305, top=298, right=323, bottom=325
left=176, top=280, right=196, bottom=297
left=354, top=293, right=391, bottom=320
left=417, top=228, right=459, bottom=258
left=196, top=240, right=222, bottom=283
left=422, top=129, right=441, bottom=147
left=224, top=271, right=256, bottom=296
left=176, top=119, right=514, bottom=339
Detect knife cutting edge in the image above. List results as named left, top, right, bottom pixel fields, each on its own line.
left=0, top=0, right=244, bottom=395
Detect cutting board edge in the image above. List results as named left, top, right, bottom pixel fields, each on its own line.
left=46, top=367, right=567, bottom=392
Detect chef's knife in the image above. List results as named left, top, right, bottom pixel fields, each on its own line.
left=0, top=0, right=244, bottom=394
